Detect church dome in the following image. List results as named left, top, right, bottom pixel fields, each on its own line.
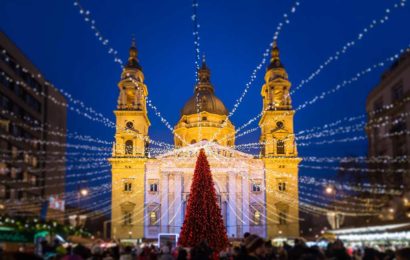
left=181, top=89, right=228, bottom=116
left=181, top=61, right=228, bottom=116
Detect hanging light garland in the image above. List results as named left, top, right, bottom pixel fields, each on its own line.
left=0, top=56, right=116, bottom=128
left=290, top=0, right=407, bottom=96
left=73, top=0, right=124, bottom=67
left=191, top=0, right=201, bottom=80
left=231, top=44, right=410, bottom=144
left=208, top=0, right=303, bottom=144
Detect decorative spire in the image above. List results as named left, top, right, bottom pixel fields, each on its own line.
left=200, top=53, right=208, bottom=70
left=268, top=40, right=283, bottom=69
left=198, top=54, right=210, bottom=83
left=131, top=34, right=136, bottom=48
left=125, top=35, right=141, bottom=70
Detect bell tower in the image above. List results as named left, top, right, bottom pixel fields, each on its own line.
left=259, top=42, right=301, bottom=238
left=109, top=39, right=150, bottom=239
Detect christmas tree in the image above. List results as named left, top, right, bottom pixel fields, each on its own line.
left=178, top=148, right=228, bottom=252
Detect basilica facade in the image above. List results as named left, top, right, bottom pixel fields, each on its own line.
left=109, top=41, right=301, bottom=240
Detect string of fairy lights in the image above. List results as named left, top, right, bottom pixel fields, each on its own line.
left=2, top=0, right=409, bottom=224
left=2, top=144, right=394, bottom=221
left=224, top=0, right=409, bottom=147
left=73, top=0, right=124, bottom=67
left=231, top=44, right=410, bottom=149
left=191, top=0, right=201, bottom=80
left=290, top=0, right=407, bottom=96
left=158, top=144, right=390, bottom=215
left=69, top=0, right=408, bottom=160
left=234, top=94, right=408, bottom=142
left=207, top=0, right=303, bottom=144
left=223, top=0, right=408, bottom=148
left=0, top=49, right=174, bottom=150
left=0, top=58, right=116, bottom=128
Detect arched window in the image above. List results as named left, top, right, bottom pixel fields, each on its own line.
left=278, top=182, right=286, bottom=192
left=124, top=182, right=132, bottom=192
left=190, top=140, right=196, bottom=144
left=279, top=211, right=287, bottom=225
left=125, top=121, right=134, bottom=130
left=254, top=210, right=261, bottom=225
left=123, top=211, right=133, bottom=225
left=149, top=182, right=158, bottom=193
left=125, top=140, right=133, bottom=155
left=150, top=211, right=157, bottom=225
left=277, top=140, right=285, bottom=154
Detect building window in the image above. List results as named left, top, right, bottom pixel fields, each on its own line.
left=125, top=140, right=133, bottom=155
left=31, top=156, right=38, bottom=167
left=251, top=182, right=261, bottom=192
left=372, top=97, right=383, bottom=115
left=23, top=171, right=29, bottom=182
left=373, top=127, right=379, bottom=139
left=279, top=211, right=287, bottom=225
left=278, top=182, right=286, bottom=192
left=277, top=140, right=285, bottom=154
left=10, top=168, right=18, bottom=179
left=30, top=175, right=36, bottom=185
left=0, top=163, right=7, bottom=175
left=0, top=119, right=9, bottom=132
left=254, top=210, right=261, bottom=225
left=125, top=121, right=134, bottom=130
left=394, top=140, right=407, bottom=157
left=0, top=93, right=10, bottom=110
left=24, top=153, right=30, bottom=163
left=391, top=83, right=404, bottom=102
left=123, top=211, right=133, bottom=225
left=149, top=182, right=158, bottom=193
left=9, top=188, right=16, bottom=200
left=190, top=139, right=196, bottom=144
left=11, top=146, right=18, bottom=159
left=0, top=185, right=6, bottom=199
left=390, top=117, right=407, bottom=134
left=150, top=211, right=157, bottom=225
left=202, top=117, right=207, bottom=121
left=124, top=182, right=132, bottom=192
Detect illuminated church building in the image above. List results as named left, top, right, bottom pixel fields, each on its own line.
left=109, top=41, right=301, bottom=240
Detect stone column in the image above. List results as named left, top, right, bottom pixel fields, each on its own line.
left=242, top=172, right=250, bottom=234
left=174, top=173, right=183, bottom=234
left=160, top=173, right=169, bottom=233
left=120, top=89, right=127, bottom=109
left=227, top=172, right=237, bottom=237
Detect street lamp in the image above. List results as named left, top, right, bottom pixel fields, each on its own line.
left=73, top=188, right=89, bottom=228
left=325, top=186, right=334, bottom=195
left=80, top=188, right=89, bottom=197
left=324, top=185, right=341, bottom=229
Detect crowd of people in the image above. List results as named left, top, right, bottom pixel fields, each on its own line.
left=1, top=233, right=410, bottom=260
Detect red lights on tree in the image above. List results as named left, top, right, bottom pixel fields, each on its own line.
left=178, top=148, right=228, bottom=252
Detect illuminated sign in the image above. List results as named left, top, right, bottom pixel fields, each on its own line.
left=49, top=195, right=65, bottom=211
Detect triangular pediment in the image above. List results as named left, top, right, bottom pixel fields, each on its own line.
left=156, top=141, right=253, bottom=160
left=120, top=201, right=136, bottom=210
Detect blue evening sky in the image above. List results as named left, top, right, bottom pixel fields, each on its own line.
left=1, top=0, right=409, bottom=207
